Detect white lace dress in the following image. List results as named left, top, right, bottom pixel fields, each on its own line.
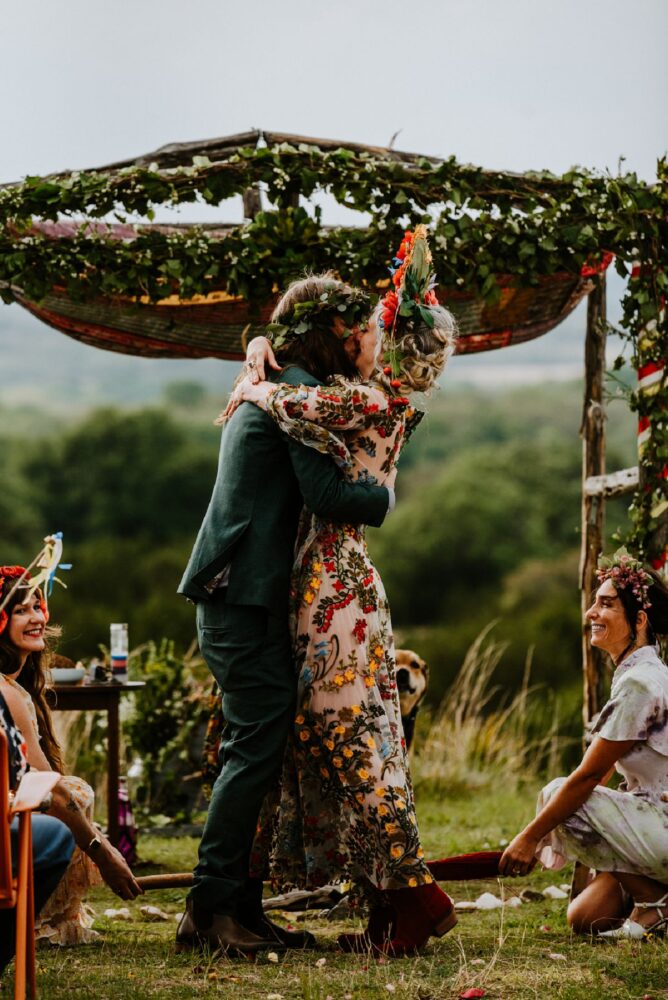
left=536, top=646, right=668, bottom=881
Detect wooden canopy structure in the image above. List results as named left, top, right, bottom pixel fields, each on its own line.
left=1, top=130, right=665, bottom=748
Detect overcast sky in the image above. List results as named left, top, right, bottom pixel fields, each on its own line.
left=3, top=0, right=665, bottom=187
left=1, top=0, right=665, bottom=398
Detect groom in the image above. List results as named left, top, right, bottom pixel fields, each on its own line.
left=176, top=277, right=391, bottom=956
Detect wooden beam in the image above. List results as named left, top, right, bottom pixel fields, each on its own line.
left=584, top=466, right=639, bottom=498
left=573, top=273, right=608, bottom=901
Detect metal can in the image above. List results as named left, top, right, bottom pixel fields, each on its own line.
left=110, top=623, right=129, bottom=681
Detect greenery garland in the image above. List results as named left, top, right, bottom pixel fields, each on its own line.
left=0, top=142, right=665, bottom=562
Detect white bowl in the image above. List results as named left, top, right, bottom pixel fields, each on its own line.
left=51, top=666, right=86, bottom=684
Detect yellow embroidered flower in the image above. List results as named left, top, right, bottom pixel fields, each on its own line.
left=310, top=578, right=321, bottom=591
left=352, top=705, right=361, bottom=715
left=417, top=847, right=424, bottom=858
left=424, top=874, right=434, bottom=884
left=390, top=844, right=403, bottom=859
left=366, top=736, right=376, bottom=749
left=343, top=747, right=353, bottom=758
left=369, top=660, right=378, bottom=673
left=304, top=590, right=315, bottom=605
left=374, top=646, right=384, bottom=659
left=395, top=800, right=406, bottom=811
left=344, top=668, right=355, bottom=682
left=357, top=768, right=369, bottom=780
left=334, top=724, right=346, bottom=734
left=374, top=786, right=386, bottom=798
left=378, top=804, right=389, bottom=816
left=408, top=877, right=418, bottom=887
left=325, top=739, right=335, bottom=751
left=312, top=561, right=323, bottom=573
left=384, top=822, right=398, bottom=834
left=295, top=715, right=305, bottom=725
left=364, top=676, right=375, bottom=688
left=334, top=674, right=345, bottom=687
left=332, top=757, right=343, bottom=768
left=299, top=729, right=310, bottom=742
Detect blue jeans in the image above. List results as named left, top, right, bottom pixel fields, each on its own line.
left=0, top=815, right=75, bottom=971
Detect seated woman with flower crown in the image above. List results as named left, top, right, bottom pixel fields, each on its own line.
left=0, top=566, right=142, bottom=946
left=500, top=550, right=668, bottom=940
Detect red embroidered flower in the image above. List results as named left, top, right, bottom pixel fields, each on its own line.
left=333, top=580, right=345, bottom=593
left=352, top=619, right=367, bottom=643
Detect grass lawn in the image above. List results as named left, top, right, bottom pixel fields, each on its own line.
left=11, top=786, right=667, bottom=999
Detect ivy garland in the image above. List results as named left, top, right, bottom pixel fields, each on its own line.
left=0, top=142, right=665, bottom=562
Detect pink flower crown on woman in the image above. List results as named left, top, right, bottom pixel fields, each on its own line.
left=596, top=548, right=653, bottom=610
left=0, top=566, right=49, bottom=637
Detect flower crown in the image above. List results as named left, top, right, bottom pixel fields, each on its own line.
left=379, top=225, right=439, bottom=379
left=0, top=566, right=49, bottom=637
left=265, top=285, right=372, bottom=351
left=596, top=548, right=652, bottom=610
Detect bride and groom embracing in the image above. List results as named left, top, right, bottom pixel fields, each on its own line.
left=176, top=227, right=459, bottom=957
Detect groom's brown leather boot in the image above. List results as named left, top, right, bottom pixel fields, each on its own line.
left=175, top=899, right=284, bottom=957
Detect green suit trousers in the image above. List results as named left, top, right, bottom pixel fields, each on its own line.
left=189, top=592, right=294, bottom=915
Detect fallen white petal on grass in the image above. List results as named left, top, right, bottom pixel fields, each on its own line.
left=455, top=901, right=478, bottom=911
left=315, top=957, right=327, bottom=968
left=559, top=883, right=571, bottom=893
left=385, top=986, right=396, bottom=993
left=470, top=959, right=486, bottom=966
left=504, top=896, right=523, bottom=908
left=174, top=912, right=184, bottom=922
left=103, top=907, right=132, bottom=921
left=475, top=892, right=504, bottom=910
left=267, top=952, right=280, bottom=964
left=140, top=905, right=170, bottom=922
left=543, top=886, right=568, bottom=900
left=266, top=994, right=284, bottom=999
left=547, top=952, right=568, bottom=961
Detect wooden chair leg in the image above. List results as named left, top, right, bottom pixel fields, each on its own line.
left=13, top=813, right=33, bottom=1000
left=26, top=824, right=36, bottom=1000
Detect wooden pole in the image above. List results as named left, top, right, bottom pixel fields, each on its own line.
left=579, top=273, right=608, bottom=726
left=572, top=274, right=607, bottom=899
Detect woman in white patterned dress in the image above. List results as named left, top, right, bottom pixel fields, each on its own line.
left=0, top=565, right=141, bottom=945
left=500, top=551, right=668, bottom=939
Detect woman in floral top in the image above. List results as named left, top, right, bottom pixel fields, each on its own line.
left=500, top=552, right=668, bottom=940
left=227, top=230, right=459, bottom=955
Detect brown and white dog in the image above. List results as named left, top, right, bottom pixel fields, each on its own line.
left=395, top=648, right=429, bottom=751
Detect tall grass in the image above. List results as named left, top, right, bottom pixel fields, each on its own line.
left=412, top=624, right=564, bottom=797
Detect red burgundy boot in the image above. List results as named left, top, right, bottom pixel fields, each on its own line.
left=337, top=898, right=396, bottom=953
left=379, top=881, right=456, bottom=956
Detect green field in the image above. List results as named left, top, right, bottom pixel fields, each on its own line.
left=12, top=788, right=666, bottom=1000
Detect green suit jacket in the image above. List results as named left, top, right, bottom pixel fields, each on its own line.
left=178, top=366, right=389, bottom=612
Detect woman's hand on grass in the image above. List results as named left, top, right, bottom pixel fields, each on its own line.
left=499, top=831, right=540, bottom=877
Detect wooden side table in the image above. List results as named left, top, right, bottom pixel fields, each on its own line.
left=51, top=681, right=145, bottom=847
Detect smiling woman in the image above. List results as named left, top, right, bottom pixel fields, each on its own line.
left=500, top=550, right=668, bottom=940
left=0, top=565, right=142, bottom=945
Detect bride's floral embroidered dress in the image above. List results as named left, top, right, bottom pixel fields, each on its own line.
left=251, top=378, right=435, bottom=892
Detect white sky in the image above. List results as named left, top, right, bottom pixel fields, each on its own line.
left=2, top=0, right=666, bottom=186
left=0, top=0, right=665, bottom=397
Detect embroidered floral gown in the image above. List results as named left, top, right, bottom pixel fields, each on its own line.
left=250, top=377, right=434, bottom=892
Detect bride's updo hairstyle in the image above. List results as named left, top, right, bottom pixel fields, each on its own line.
left=378, top=225, right=458, bottom=395
left=383, top=302, right=457, bottom=394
